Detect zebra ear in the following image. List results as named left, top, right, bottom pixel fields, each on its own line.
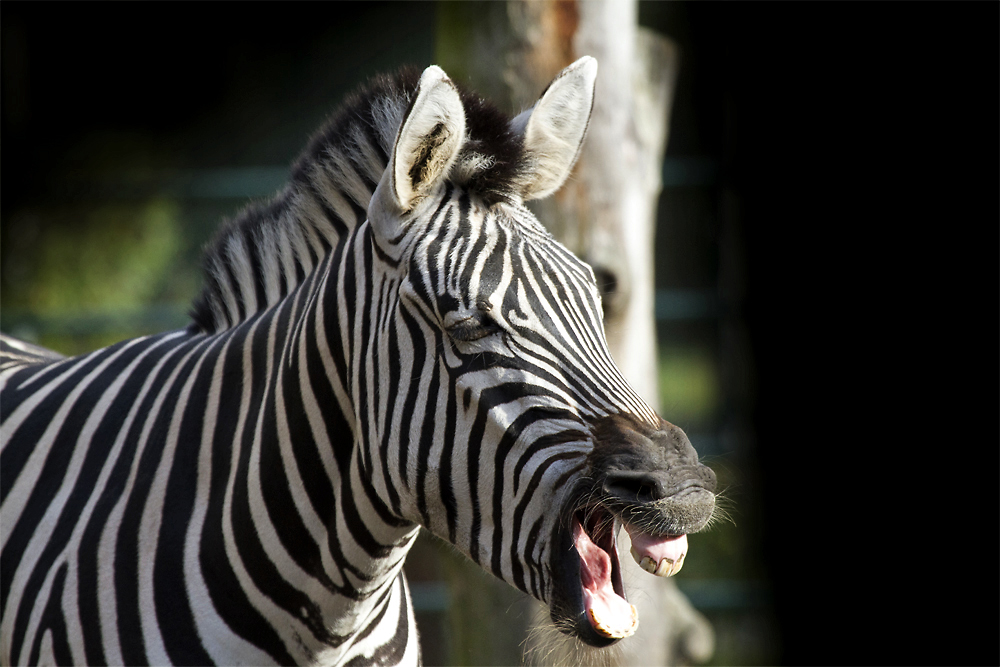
left=378, top=66, right=466, bottom=220
left=511, top=56, right=597, bottom=201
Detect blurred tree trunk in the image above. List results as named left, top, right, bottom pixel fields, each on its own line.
left=436, top=1, right=713, bottom=665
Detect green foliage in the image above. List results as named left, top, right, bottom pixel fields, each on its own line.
left=1, top=198, right=189, bottom=356
left=22, top=199, right=181, bottom=312
left=657, top=344, right=719, bottom=429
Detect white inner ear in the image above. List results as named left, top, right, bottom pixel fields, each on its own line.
left=391, top=66, right=466, bottom=212
left=517, top=56, right=598, bottom=201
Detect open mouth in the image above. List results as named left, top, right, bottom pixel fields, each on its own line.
left=572, top=507, right=635, bottom=641
left=559, top=505, right=690, bottom=646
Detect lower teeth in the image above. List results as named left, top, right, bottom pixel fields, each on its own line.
left=589, top=604, right=639, bottom=638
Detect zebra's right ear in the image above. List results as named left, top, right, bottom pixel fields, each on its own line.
left=370, top=66, right=466, bottom=237
left=511, top=56, right=597, bottom=201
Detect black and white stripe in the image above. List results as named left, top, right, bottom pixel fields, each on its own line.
left=1, top=58, right=690, bottom=666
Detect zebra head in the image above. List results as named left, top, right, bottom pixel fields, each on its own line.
left=364, top=59, right=716, bottom=647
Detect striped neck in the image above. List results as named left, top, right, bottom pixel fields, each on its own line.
left=191, top=267, right=421, bottom=663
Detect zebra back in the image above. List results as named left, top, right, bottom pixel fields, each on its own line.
left=1, top=335, right=65, bottom=375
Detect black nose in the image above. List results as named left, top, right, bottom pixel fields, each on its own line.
left=603, top=470, right=670, bottom=504
left=603, top=464, right=717, bottom=505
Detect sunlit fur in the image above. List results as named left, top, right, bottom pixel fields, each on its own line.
left=524, top=602, right=624, bottom=667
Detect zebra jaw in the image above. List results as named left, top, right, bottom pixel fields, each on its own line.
left=572, top=510, right=636, bottom=639
left=570, top=507, right=692, bottom=640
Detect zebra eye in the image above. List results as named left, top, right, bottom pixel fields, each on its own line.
left=446, top=312, right=502, bottom=343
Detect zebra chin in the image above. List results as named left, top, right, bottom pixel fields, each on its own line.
left=547, top=414, right=717, bottom=648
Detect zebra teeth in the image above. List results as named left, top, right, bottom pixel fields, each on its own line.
left=627, top=530, right=688, bottom=578
left=589, top=603, right=639, bottom=639
left=630, top=546, right=684, bottom=577
left=669, top=551, right=685, bottom=576
left=632, top=548, right=656, bottom=574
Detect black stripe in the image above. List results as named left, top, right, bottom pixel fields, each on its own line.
left=315, top=252, right=351, bottom=435
left=485, top=393, right=566, bottom=580
left=378, top=290, right=404, bottom=518
left=513, top=427, right=589, bottom=495
left=524, top=517, right=545, bottom=599
left=344, top=577, right=411, bottom=667
left=508, top=450, right=587, bottom=593
left=306, top=180, right=350, bottom=238
left=26, top=563, right=72, bottom=667
left=220, top=254, right=247, bottom=324
left=154, top=340, right=218, bottom=666
left=414, top=338, right=441, bottom=530
left=199, top=325, right=297, bottom=665
left=258, top=304, right=337, bottom=594
left=115, top=338, right=204, bottom=665
left=74, top=336, right=188, bottom=665
left=1, top=344, right=117, bottom=505
left=438, top=359, right=460, bottom=546
left=369, top=226, right=400, bottom=269
left=228, top=319, right=337, bottom=648
left=395, top=306, right=425, bottom=497
left=342, top=453, right=395, bottom=563
left=356, top=227, right=375, bottom=476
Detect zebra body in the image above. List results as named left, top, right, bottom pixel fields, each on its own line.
left=1, top=59, right=717, bottom=665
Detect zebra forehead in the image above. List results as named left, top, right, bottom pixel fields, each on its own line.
left=439, top=205, right=596, bottom=289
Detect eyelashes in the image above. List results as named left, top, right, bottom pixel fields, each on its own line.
left=446, top=310, right=503, bottom=342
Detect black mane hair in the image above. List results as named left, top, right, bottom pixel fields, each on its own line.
left=189, top=67, right=531, bottom=333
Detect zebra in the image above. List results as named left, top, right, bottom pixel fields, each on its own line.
left=0, top=57, right=717, bottom=666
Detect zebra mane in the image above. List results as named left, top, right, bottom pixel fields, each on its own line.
left=189, top=67, right=529, bottom=334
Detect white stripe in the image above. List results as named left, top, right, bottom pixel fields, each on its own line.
left=55, top=335, right=187, bottom=665
left=0, top=337, right=153, bottom=650
left=220, top=318, right=312, bottom=664
left=137, top=340, right=213, bottom=666
left=182, top=334, right=277, bottom=666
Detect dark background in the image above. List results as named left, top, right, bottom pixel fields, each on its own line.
left=684, top=5, right=998, bottom=665
left=716, top=6, right=997, bottom=665
left=3, top=2, right=996, bottom=665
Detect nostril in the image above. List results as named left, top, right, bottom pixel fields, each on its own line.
left=604, top=472, right=665, bottom=504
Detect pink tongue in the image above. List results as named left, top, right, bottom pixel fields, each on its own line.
left=573, top=519, right=637, bottom=637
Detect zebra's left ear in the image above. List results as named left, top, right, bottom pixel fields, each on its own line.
left=511, top=56, right=598, bottom=201
left=370, top=65, right=466, bottom=238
